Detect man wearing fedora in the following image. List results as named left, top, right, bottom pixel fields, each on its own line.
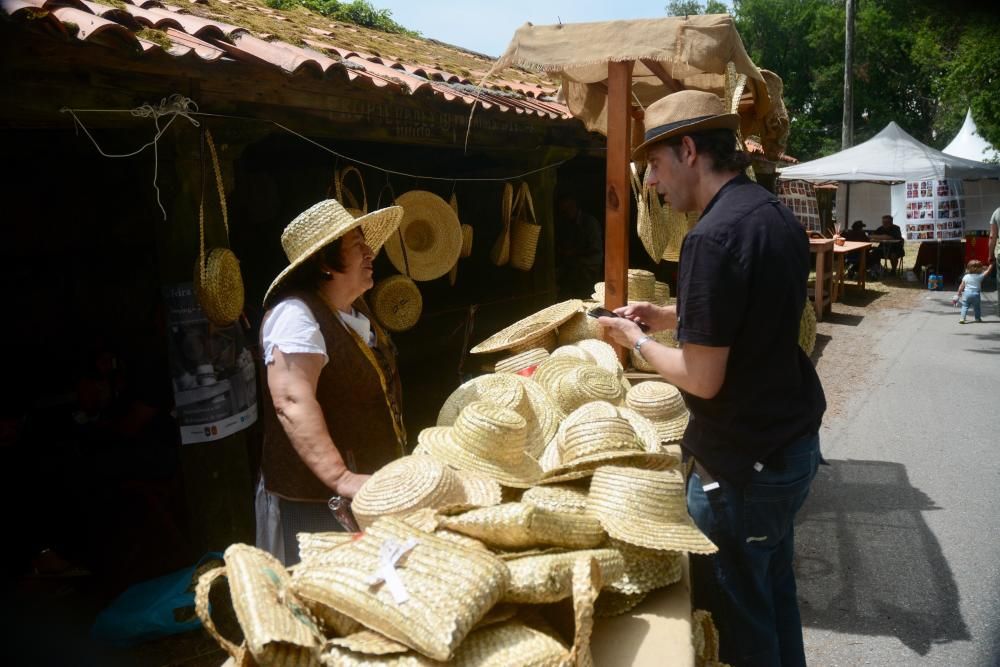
left=600, top=90, right=826, bottom=666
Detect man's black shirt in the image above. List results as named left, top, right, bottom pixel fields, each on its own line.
left=676, top=175, right=826, bottom=485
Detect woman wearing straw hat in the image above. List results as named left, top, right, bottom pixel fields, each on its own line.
left=256, top=199, right=406, bottom=565
left=599, top=90, right=826, bottom=667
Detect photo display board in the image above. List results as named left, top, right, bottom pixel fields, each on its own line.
left=777, top=180, right=821, bottom=233
left=904, top=179, right=964, bottom=240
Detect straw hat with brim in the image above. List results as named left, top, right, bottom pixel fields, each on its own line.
left=383, top=191, right=463, bottom=282
left=439, top=502, right=605, bottom=551
left=532, top=357, right=626, bottom=417
left=494, top=347, right=550, bottom=375
left=555, top=301, right=602, bottom=346
left=195, top=545, right=323, bottom=666
left=625, top=381, right=689, bottom=443
left=540, top=403, right=678, bottom=484
left=352, top=455, right=502, bottom=530
left=370, top=275, right=423, bottom=333
left=520, top=484, right=590, bottom=515
left=503, top=548, right=625, bottom=604
left=587, top=466, right=717, bottom=554
left=633, top=90, right=741, bottom=157
left=606, top=538, right=684, bottom=596
left=470, top=299, right=582, bottom=354
left=436, top=374, right=559, bottom=458
left=574, top=339, right=624, bottom=376
left=539, top=402, right=662, bottom=473
left=263, top=199, right=403, bottom=307
left=418, top=402, right=542, bottom=488
left=291, top=517, right=509, bottom=662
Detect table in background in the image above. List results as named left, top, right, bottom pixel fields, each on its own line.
left=913, top=240, right=966, bottom=283
left=832, top=241, right=872, bottom=301
left=808, top=239, right=834, bottom=321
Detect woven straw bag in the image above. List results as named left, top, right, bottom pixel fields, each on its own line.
left=371, top=275, right=423, bottom=333
left=489, top=183, right=513, bottom=266
left=332, top=165, right=368, bottom=218
left=632, top=163, right=669, bottom=263
left=509, top=182, right=541, bottom=272
left=194, top=131, right=245, bottom=326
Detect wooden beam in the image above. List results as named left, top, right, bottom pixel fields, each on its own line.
left=639, top=59, right=682, bottom=93
left=602, top=60, right=632, bottom=362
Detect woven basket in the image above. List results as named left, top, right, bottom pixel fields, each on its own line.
left=509, top=182, right=541, bottom=272
left=460, top=223, right=474, bottom=258
left=371, top=275, right=422, bottom=333
left=194, top=131, right=244, bottom=326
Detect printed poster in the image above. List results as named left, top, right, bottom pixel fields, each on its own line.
left=778, top=180, right=822, bottom=233
left=163, top=283, right=258, bottom=444
left=903, top=179, right=964, bottom=240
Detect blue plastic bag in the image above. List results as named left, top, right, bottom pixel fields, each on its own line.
left=91, top=552, right=224, bottom=647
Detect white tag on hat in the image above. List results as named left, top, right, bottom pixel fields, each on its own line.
left=702, top=481, right=720, bottom=492
left=368, top=537, right=419, bottom=604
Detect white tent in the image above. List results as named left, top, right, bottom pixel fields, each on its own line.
left=943, top=109, right=999, bottom=162
left=943, top=109, right=1000, bottom=230
left=779, top=121, right=1000, bottom=231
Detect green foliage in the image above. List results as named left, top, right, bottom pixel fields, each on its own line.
left=264, top=0, right=418, bottom=36
left=665, top=0, right=729, bottom=16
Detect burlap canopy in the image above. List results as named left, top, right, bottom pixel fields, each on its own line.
left=493, top=14, right=775, bottom=147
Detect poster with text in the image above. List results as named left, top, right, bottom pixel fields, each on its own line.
left=903, top=179, right=965, bottom=240
left=163, top=283, right=257, bottom=444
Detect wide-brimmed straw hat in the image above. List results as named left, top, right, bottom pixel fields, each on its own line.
left=539, top=402, right=677, bottom=483
left=436, top=374, right=560, bottom=458
left=352, top=455, right=502, bottom=530
left=503, top=548, right=625, bottom=604
left=539, top=403, right=662, bottom=473
left=470, top=299, right=582, bottom=354
left=494, top=347, right=550, bottom=375
left=418, top=401, right=542, bottom=488
left=555, top=300, right=602, bottom=346
left=587, top=466, right=717, bottom=554
left=625, top=381, right=689, bottom=443
left=384, top=191, right=463, bottom=282
left=263, top=199, right=403, bottom=306
left=633, top=90, right=741, bottom=157
left=292, top=517, right=509, bottom=662
left=439, top=502, right=605, bottom=550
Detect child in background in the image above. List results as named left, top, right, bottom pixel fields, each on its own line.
left=955, top=259, right=992, bottom=323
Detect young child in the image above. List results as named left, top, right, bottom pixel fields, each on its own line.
left=955, top=259, right=992, bottom=323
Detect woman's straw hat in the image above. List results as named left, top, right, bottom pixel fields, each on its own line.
left=503, top=548, right=624, bottom=604
left=532, top=357, right=626, bottom=416
left=470, top=299, right=582, bottom=354
left=494, top=348, right=550, bottom=375
left=587, top=466, right=717, bottom=554
left=263, top=199, right=403, bottom=306
left=633, top=90, right=741, bottom=157
left=606, top=538, right=684, bottom=596
left=370, top=275, right=423, bottom=333
left=291, top=517, right=509, bottom=661
left=625, top=381, right=689, bottom=443
left=436, top=374, right=560, bottom=458
left=418, top=401, right=542, bottom=488
left=384, top=191, right=463, bottom=282
left=539, top=402, right=677, bottom=483
left=352, top=455, right=502, bottom=530
left=439, top=502, right=605, bottom=550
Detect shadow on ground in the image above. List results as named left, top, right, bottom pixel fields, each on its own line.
left=795, top=458, right=970, bottom=655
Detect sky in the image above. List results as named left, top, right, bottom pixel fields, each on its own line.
left=377, top=1, right=734, bottom=59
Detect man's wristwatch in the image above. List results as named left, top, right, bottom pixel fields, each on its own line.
left=633, top=335, right=653, bottom=353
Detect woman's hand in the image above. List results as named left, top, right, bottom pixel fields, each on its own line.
left=614, top=301, right=675, bottom=332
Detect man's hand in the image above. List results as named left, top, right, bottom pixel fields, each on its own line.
left=334, top=471, right=370, bottom=499
left=614, top=301, right=676, bottom=332
left=598, top=316, right=644, bottom=349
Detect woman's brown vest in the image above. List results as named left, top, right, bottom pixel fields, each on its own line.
left=261, top=290, right=405, bottom=502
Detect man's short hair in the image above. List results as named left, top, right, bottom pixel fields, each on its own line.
left=660, top=129, right=753, bottom=173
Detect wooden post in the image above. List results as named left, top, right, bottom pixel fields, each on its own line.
left=603, top=61, right=633, bottom=362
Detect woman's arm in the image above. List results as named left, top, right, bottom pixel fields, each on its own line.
left=267, top=348, right=368, bottom=498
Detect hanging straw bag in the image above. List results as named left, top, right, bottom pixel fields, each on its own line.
left=332, top=166, right=368, bottom=218
left=194, top=130, right=245, bottom=326
left=509, top=182, right=542, bottom=272
left=489, top=183, right=514, bottom=266
left=632, top=163, right=669, bottom=263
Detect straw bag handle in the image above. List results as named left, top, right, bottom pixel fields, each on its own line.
left=501, top=182, right=514, bottom=230
left=335, top=166, right=368, bottom=213
left=194, top=566, right=244, bottom=660
left=198, top=130, right=229, bottom=282
left=512, top=181, right=537, bottom=225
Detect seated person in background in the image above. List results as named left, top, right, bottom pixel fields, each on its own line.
left=844, top=220, right=869, bottom=242
left=869, top=214, right=905, bottom=274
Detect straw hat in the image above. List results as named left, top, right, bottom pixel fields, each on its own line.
left=418, top=402, right=542, bottom=488
left=654, top=281, right=670, bottom=304
left=263, top=199, right=403, bottom=306
left=291, top=517, right=509, bottom=662
left=595, top=590, right=647, bottom=617
left=384, top=191, right=463, bottom=282
left=625, top=381, right=689, bottom=444
left=352, top=456, right=502, bottom=530
left=370, top=275, right=423, bottom=333
left=503, top=548, right=624, bottom=604
left=520, top=484, right=589, bottom=515
left=606, top=538, right=684, bottom=596
left=587, top=466, right=717, bottom=554
left=470, top=299, right=582, bottom=354
left=540, top=402, right=661, bottom=473
left=493, top=348, right=549, bottom=375
left=532, top=357, right=626, bottom=416
left=633, top=90, right=741, bottom=157
left=539, top=402, right=677, bottom=483
left=436, top=374, right=560, bottom=458
left=555, top=301, right=602, bottom=346
left=439, top=502, right=605, bottom=550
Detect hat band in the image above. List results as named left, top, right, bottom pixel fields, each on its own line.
left=643, top=115, right=719, bottom=144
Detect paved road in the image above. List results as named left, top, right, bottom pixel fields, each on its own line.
left=799, top=288, right=1000, bottom=666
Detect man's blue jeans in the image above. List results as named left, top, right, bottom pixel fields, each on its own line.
left=687, top=432, right=820, bottom=667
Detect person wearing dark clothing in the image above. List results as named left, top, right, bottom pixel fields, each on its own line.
left=599, top=90, right=826, bottom=667
left=870, top=214, right=905, bottom=273
left=844, top=220, right=869, bottom=242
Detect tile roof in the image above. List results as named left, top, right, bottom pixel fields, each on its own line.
left=1, top=0, right=571, bottom=120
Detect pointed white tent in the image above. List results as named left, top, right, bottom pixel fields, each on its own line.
left=943, top=109, right=999, bottom=162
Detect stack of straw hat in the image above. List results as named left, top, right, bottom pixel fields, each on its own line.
left=625, top=380, right=689, bottom=448
left=592, top=269, right=656, bottom=305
